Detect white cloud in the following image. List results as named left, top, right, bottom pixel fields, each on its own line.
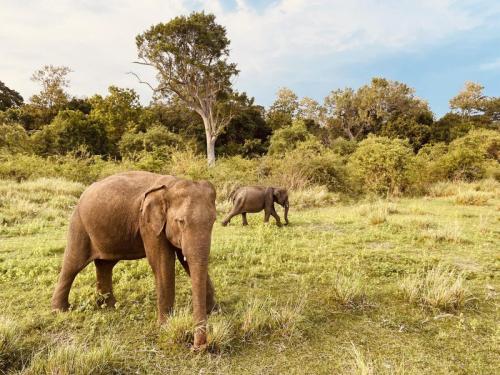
left=480, top=57, right=500, bottom=70
left=0, top=0, right=496, bottom=104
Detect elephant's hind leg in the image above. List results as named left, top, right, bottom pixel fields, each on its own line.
left=95, top=259, right=118, bottom=308
left=51, top=213, right=93, bottom=311
left=221, top=205, right=241, bottom=226
left=242, top=212, right=248, bottom=226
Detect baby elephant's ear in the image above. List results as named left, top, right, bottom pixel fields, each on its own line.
left=272, top=188, right=282, bottom=200
left=140, top=185, right=167, bottom=236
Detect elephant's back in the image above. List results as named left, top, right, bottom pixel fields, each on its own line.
left=74, top=172, right=164, bottom=257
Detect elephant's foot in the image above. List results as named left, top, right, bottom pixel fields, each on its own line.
left=96, top=293, right=116, bottom=308
left=242, top=222, right=248, bottom=226
left=276, top=222, right=283, bottom=227
left=51, top=300, right=70, bottom=312
left=221, top=221, right=228, bottom=227
left=192, top=330, right=207, bottom=352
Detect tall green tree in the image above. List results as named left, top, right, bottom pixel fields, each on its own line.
left=135, top=12, right=239, bottom=165
left=0, top=81, right=24, bottom=111
left=89, top=86, right=142, bottom=156
left=266, top=87, right=299, bottom=130
left=324, top=78, right=433, bottom=149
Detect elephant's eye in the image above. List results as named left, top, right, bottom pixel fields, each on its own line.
left=175, top=218, right=185, bottom=225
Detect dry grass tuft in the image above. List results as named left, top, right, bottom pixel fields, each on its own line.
left=159, top=307, right=194, bottom=345
left=422, top=222, right=464, bottom=243
left=24, top=339, right=127, bottom=375
left=400, top=264, right=469, bottom=311
left=289, top=186, right=339, bottom=209
left=349, top=342, right=374, bottom=375
left=331, top=271, right=367, bottom=308
left=240, top=297, right=305, bottom=339
left=207, top=315, right=235, bottom=352
left=454, top=190, right=490, bottom=205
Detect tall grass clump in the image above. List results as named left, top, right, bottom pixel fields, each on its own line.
left=400, top=264, right=469, bottom=311
left=207, top=315, right=236, bottom=352
left=0, top=317, right=26, bottom=372
left=331, top=271, right=367, bottom=308
left=454, top=190, right=490, bottom=205
left=24, top=339, right=128, bottom=375
left=349, top=342, right=374, bottom=375
left=240, top=297, right=305, bottom=339
left=158, top=307, right=194, bottom=346
left=422, top=222, right=463, bottom=243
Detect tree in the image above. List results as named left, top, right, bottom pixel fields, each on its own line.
left=135, top=12, right=239, bottom=166
left=89, top=86, right=142, bottom=156
left=30, top=65, right=71, bottom=109
left=0, top=81, right=23, bottom=110
left=266, top=87, right=299, bottom=130
left=449, top=82, right=486, bottom=116
left=216, top=93, right=271, bottom=157
left=324, top=78, right=433, bottom=146
left=32, top=110, right=108, bottom=156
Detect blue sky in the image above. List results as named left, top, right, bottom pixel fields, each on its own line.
left=1, top=0, right=499, bottom=117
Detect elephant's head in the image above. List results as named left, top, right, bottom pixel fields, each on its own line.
left=273, top=187, right=289, bottom=225
left=141, top=177, right=217, bottom=349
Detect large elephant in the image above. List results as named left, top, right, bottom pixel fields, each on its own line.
left=221, top=186, right=289, bottom=227
left=51, top=171, right=217, bottom=349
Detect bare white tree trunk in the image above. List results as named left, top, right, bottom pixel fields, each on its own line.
left=201, top=115, right=217, bottom=166
left=206, top=135, right=216, bottom=166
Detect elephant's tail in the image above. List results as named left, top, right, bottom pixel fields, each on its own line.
left=228, top=186, right=239, bottom=202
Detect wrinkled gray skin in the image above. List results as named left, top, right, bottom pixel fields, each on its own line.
left=51, top=171, right=217, bottom=350
left=221, top=186, right=289, bottom=227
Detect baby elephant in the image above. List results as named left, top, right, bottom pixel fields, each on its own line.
left=222, top=186, right=289, bottom=227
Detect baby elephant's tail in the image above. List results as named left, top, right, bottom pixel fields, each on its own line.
left=228, top=186, right=239, bottom=202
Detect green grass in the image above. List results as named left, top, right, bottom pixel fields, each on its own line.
left=0, top=178, right=499, bottom=374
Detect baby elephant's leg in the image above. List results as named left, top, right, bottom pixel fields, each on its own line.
left=242, top=212, right=248, bottom=226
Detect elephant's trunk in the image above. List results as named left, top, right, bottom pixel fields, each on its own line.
left=284, top=199, right=289, bottom=225
left=185, top=242, right=210, bottom=349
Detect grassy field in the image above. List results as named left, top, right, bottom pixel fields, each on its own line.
left=0, top=178, right=499, bottom=374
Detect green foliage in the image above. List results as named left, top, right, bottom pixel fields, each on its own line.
left=266, top=87, right=299, bottom=130
left=0, top=81, right=23, bottom=110
left=89, top=86, right=142, bottom=156
left=348, top=136, right=415, bottom=195
left=118, top=125, right=183, bottom=157
left=268, top=120, right=316, bottom=155
left=31, top=110, right=108, bottom=156
left=0, top=124, right=32, bottom=153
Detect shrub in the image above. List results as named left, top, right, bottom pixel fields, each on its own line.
left=348, top=136, right=414, bottom=196
left=400, top=264, right=468, bottom=310
left=118, top=125, right=183, bottom=157
left=31, top=110, right=108, bottom=156
left=268, top=120, right=318, bottom=155
left=0, top=123, right=32, bottom=153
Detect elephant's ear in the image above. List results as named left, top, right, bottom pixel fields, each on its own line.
left=272, top=188, right=282, bottom=202
left=140, top=185, right=167, bottom=236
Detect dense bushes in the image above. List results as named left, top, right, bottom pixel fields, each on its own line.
left=347, top=136, right=415, bottom=195
left=0, top=125, right=498, bottom=198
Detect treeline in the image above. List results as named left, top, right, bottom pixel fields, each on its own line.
left=0, top=65, right=498, bottom=198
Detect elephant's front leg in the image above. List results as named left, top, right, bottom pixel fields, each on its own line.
left=270, top=205, right=283, bottom=227
left=147, top=246, right=176, bottom=323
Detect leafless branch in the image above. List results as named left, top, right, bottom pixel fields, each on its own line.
left=127, top=71, right=156, bottom=92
